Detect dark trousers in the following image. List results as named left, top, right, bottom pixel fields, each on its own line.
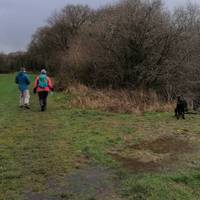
left=38, top=91, right=48, bottom=111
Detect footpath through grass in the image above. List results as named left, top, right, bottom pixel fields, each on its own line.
left=1, top=74, right=200, bottom=200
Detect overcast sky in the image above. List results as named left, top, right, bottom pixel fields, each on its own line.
left=0, top=0, right=198, bottom=53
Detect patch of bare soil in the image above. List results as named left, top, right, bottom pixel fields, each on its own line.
left=109, top=135, right=195, bottom=172
left=111, top=155, right=161, bottom=172
left=132, top=135, right=193, bottom=154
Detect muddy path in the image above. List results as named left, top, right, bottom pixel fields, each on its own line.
left=24, top=167, right=122, bottom=200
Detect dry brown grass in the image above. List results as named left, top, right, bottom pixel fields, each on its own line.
left=66, top=83, right=175, bottom=114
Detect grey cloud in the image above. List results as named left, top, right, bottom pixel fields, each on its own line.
left=0, top=0, right=118, bottom=53
left=165, top=0, right=198, bottom=10
left=0, top=0, right=198, bottom=53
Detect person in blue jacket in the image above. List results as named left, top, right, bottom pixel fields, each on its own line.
left=15, top=67, right=30, bottom=109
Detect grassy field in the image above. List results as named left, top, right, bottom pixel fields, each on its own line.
left=1, top=74, right=200, bottom=200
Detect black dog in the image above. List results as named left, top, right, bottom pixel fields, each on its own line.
left=175, top=96, right=187, bottom=119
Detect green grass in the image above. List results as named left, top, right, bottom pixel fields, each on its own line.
left=1, top=74, right=200, bottom=199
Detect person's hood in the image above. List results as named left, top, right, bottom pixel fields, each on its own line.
left=18, top=71, right=26, bottom=76
left=40, top=69, right=47, bottom=74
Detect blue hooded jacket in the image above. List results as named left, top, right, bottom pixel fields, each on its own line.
left=15, top=72, right=30, bottom=92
